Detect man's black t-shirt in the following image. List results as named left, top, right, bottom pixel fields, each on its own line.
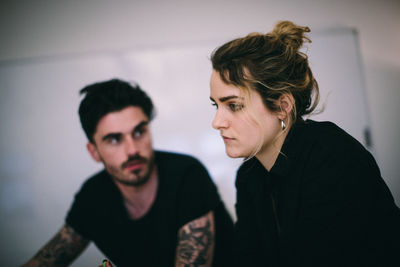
left=66, top=151, right=233, bottom=267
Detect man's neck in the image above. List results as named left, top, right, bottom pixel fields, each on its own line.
left=115, top=167, right=159, bottom=220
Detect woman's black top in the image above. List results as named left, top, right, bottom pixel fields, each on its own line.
left=234, top=120, right=400, bottom=267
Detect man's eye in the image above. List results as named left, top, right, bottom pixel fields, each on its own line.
left=133, top=129, right=145, bottom=139
left=229, top=103, right=244, bottom=111
left=211, top=102, right=218, bottom=109
left=108, top=137, right=120, bottom=144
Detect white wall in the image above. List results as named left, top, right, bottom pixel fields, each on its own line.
left=0, top=0, right=399, bottom=266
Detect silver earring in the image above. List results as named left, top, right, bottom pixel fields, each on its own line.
left=281, top=120, right=286, bottom=131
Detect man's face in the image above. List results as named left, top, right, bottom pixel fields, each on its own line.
left=87, top=106, right=155, bottom=187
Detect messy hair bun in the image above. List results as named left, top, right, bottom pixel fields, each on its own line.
left=211, top=20, right=319, bottom=130
left=270, top=20, right=311, bottom=55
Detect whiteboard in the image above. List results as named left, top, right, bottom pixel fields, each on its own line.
left=0, top=28, right=371, bottom=266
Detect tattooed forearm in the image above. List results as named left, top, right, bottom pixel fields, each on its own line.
left=22, top=224, right=89, bottom=267
left=175, top=211, right=215, bottom=267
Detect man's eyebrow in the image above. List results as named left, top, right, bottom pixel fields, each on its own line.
left=133, top=121, right=149, bottom=131
left=101, top=120, right=149, bottom=141
left=210, top=95, right=241, bottom=103
left=102, top=133, right=121, bottom=142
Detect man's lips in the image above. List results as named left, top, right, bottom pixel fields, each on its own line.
left=123, top=160, right=145, bottom=171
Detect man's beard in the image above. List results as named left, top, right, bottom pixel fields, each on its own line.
left=107, top=153, right=155, bottom=187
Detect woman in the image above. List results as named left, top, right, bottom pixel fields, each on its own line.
left=209, top=21, right=400, bottom=267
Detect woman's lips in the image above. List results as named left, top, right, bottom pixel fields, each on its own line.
left=222, top=135, right=235, bottom=142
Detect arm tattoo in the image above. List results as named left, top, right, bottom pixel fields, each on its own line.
left=175, top=211, right=215, bottom=267
left=31, top=224, right=89, bottom=267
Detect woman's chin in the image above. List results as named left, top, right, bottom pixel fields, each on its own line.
left=226, top=149, right=246, bottom=159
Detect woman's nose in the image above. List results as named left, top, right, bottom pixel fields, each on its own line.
left=212, top=110, right=229, bottom=130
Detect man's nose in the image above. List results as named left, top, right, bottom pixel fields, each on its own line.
left=125, top=137, right=138, bottom=155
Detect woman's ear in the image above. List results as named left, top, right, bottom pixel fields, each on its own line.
left=277, top=94, right=294, bottom=120
left=87, top=142, right=102, bottom=162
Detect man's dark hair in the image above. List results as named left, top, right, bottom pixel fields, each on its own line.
left=78, top=78, right=155, bottom=143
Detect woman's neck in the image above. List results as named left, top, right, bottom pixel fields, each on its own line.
left=256, top=130, right=288, bottom=171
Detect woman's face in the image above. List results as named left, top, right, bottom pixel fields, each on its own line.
left=210, top=70, right=282, bottom=159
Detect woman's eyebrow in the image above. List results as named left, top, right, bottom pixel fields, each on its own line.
left=210, top=95, right=241, bottom=103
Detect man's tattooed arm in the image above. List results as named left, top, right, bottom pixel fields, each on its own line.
left=21, top=224, right=90, bottom=267
left=175, top=211, right=215, bottom=267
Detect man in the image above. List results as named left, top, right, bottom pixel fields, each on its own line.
left=22, top=79, right=234, bottom=267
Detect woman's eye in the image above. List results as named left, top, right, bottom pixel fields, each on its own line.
left=229, top=103, right=244, bottom=111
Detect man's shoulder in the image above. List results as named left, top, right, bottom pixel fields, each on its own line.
left=66, top=170, right=112, bottom=221
left=78, top=169, right=111, bottom=195
left=155, top=150, right=205, bottom=169
left=155, top=150, right=214, bottom=187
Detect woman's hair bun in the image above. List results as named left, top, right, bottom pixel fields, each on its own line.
left=269, top=20, right=311, bottom=52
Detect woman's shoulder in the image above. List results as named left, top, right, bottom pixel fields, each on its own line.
left=300, top=119, right=346, bottom=136
left=298, top=120, right=365, bottom=149
left=292, top=119, right=374, bottom=165
left=235, top=157, right=267, bottom=187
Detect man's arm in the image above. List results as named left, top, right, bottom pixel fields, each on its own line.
left=21, top=224, right=90, bottom=267
left=175, top=211, right=215, bottom=267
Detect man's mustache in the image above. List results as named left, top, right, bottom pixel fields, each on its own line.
left=121, top=155, right=147, bottom=169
